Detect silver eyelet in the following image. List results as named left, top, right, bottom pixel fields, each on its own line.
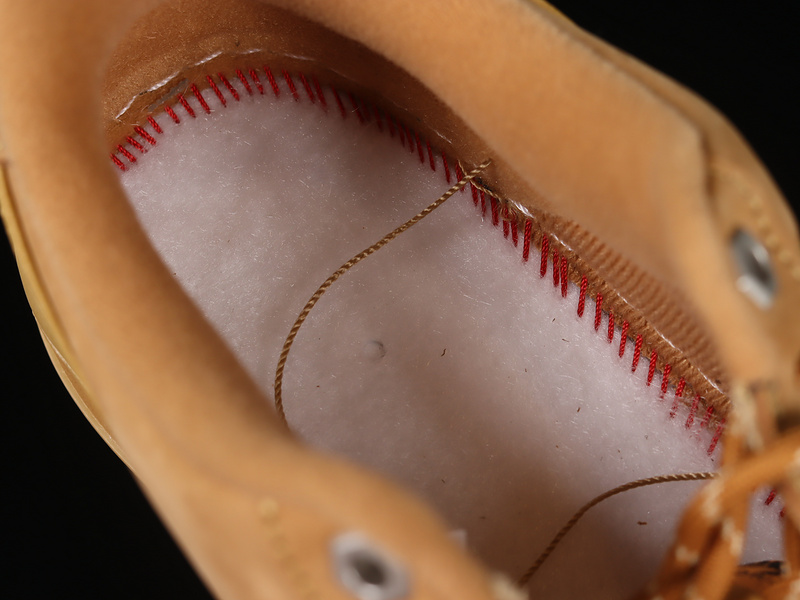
left=730, top=229, right=777, bottom=309
left=331, top=532, right=410, bottom=600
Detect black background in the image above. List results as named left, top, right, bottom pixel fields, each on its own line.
left=3, top=2, right=798, bottom=598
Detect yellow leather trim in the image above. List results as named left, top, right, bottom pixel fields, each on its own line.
left=0, top=160, right=129, bottom=466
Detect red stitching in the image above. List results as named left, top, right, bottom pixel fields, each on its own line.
left=470, top=182, right=479, bottom=206
left=490, top=196, right=500, bottom=227
left=502, top=206, right=510, bottom=239
left=660, top=363, right=672, bottom=395
left=219, top=73, right=240, bottom=101
left=299, top=73, right=316, bottom=103
left=670, top=377, right=686, bottom=417
left=249, top=68, right=264, bottom=94
left=511, top=217, right=519, bottom=247
left=331, top=86, right=347, bottom=119
left=147, top=115, right=163, bottom=133
left=686, top=394, right=700, bottom=428
left=700, top=406, right=714, bottom=429
left=607, top=312, right=615, bottom=343
left=479, top=189, right=487, bottom=217
left=442, top=152, right=451, bottom=183
left=126, top=136, right=145, bottom=153
left=632, top=335, right=643, bottom=372
left=178, top=94, right=196, bottom=117
left=134, top=126, right=157, bottom=146
left=414, top=130, right=425, bottom=163
left=164, top=105, right=180, bottom=124
left=404, top=125, right=415, bottom=153
left=619, top=321, right=629, bottom=357
left=312, top=77, right=327, bottom=107
left=552, top=248, right=560, bottom=287
left=206, top=75, right=226, bottom=107
left=427, top=139, right=436, bottom=171
left=190, top=83, right=211, bottom=114
left=236, top=69, right=253, bottom=95
left=540, top=236, right=549, bottom=278
left=577, top=276, right=587, bottom=317
left=765, top=490, right=777, bottom=505
left=560, top=256, right=568, bottom=297
left=283, top=71, right=300, bottom=101
left=646, top=351, right=658, bottom=386
left=264, top=66, right=281, bottom=97
left=522, top=220, right=532, bottom=262
left=707, top=418, right=725, bottom=455
left=117, top=145, right=137, bottom=163
left=455, top=163, right=465, bottom=193
left=110, top=153, right=126, bottom=171
left=594, top=294, right=603, bottom=331
left=780, top=508, right=786, bottom=519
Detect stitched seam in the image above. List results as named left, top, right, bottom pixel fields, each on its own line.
left=108, top=64, right=748, bottom=473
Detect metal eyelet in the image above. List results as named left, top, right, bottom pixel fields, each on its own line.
left=331, top=532, right=410, bottom=600
left=730, top=229, right=777, bottom=309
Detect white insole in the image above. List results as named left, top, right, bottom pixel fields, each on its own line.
left=118, top=74, right=781, bottom=598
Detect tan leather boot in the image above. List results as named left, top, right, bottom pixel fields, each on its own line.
left=2, top=1, right=798, bottom=599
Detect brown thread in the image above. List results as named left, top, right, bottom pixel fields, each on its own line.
left=273, top=159, right=493, bottom=428
left=517, top=471, right=717, bottom=587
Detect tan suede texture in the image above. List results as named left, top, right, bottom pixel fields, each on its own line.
left=1, top=1, right=799, bottom=599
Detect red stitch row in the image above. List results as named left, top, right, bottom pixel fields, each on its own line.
left=284, top=71, right=300, bottom=101
left=522, top=220, right=533, bottom=262
left=660, top=363, right=672, bottom=396
left=313, top=78, right=327, bottom=108
left=619, top=321, right=629, bottom=357
left=109, top=64, right=733, bottom=465
left=670, top=378, right=686, bottom=418
left=594, top=294, right=603, bottom=331
left=126, top=136, right=145, bottom=153
left=178, top=93, right=196, bottom=118
left=191, top=83, right=210, bottom=114
left=249, top=68, right=265, bottom=95
left=632, top=335, right=643, bottom=372
left=236, top=69, right=253, bottom=95
left=646, top=350, right=657, bottom=386
left=299, top=73, right=316, bottom=103
left=265, top=66, right=280, bottom=97
left=552, top=248, right=560, bottom=288
left=577, top=276, right=587, bottom=317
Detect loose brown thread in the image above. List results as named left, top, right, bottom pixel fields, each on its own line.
left=517, top=471, right=717, bottom=587
left=270, top=156, right=718, bottom=589
left=273, top=158, right=492, bottom=426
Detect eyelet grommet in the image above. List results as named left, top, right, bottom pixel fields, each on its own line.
left=331, top=532, right=410, bottom=600
left=730, top=229, right=777, bottom=309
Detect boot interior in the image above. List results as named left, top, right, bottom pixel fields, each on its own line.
left=90, top=0, right=783, bottom=597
